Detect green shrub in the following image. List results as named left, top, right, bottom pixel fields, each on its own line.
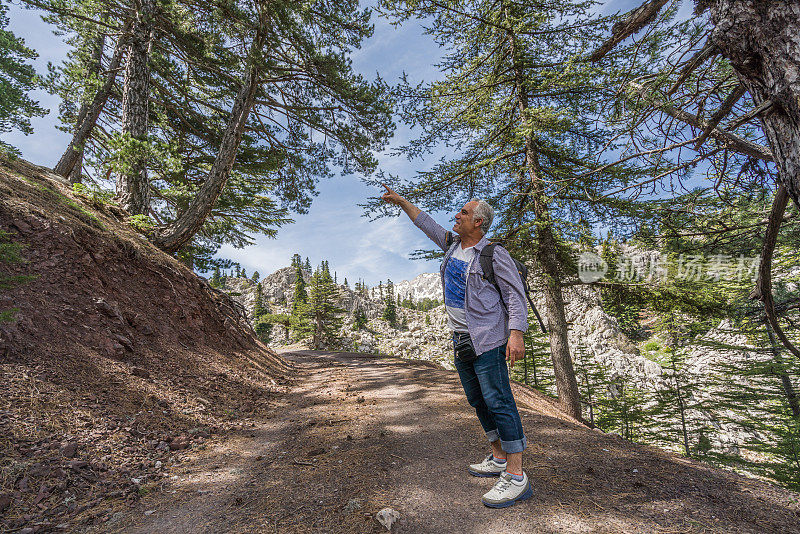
left=0, top=230, right=36, bottom=323
left=253, top=315, right=272, bottom=343
left=72, top=182, right=114, bottom=209
left=128, top=214, right=157, bottom=234
left=643, top=341, right=661, bottom=352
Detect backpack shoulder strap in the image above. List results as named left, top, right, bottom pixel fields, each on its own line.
left=445, top=231, right=454, bottom=250
left=479, top=243, right=500, bottom=286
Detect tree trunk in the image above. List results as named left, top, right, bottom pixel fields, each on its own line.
left=315, top=311, right=323, bottom=350
left=68, top=30, right=106, bottom=184
left=671, top=356, right=690, bottom=456
left=534, top=217, right=582, bottom=419
left=116, top=0, right=155, bottom=215
left=151, top=54, right=262, bottom=253
left=523, top=340, right=528, bottom=385
left=707, top=1, right=800, bottom=211
left=504, top=8, right=582, bottom=420
left=54, top=27, right=128, bottom=178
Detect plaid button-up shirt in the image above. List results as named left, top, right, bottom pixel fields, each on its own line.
left=413, top=211, right=528, bottom=355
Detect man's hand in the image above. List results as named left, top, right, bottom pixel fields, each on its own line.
left=381, top=184, right=404, bottom=206
left=380, top=183, right=421, bottom=221
left=506, top=330, right=524, bottom=368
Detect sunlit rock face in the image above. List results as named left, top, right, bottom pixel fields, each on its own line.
left=220, top=268, right=454, bottom=367
left=394, top=273, right=442, bottom=302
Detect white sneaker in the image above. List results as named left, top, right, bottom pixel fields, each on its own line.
left=468, top=454, right=507, bottom=477
left=482, top=471, right=532, bottom=508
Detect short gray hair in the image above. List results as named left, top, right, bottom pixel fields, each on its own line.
left=471, top=198, right=494, bottom=234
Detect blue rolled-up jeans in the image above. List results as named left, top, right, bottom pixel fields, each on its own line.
left=453, top=335, right=527, bottom=454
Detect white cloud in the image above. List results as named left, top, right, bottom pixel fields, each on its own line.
left=217, top=183, right=444, bottom=285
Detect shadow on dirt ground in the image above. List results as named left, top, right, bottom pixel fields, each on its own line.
left=107, top=350, right=800, bottom=533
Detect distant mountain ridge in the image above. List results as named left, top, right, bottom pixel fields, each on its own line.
left=394, top=272, right=441, bottom=302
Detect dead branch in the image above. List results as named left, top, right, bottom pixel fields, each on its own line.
left=694, top=84, right=746, bottom=149
left=725, top=99, right=775, bottom=131
left=749, top=185, right=800, bottom=359
left=589, top=0, right=670, bottom=61
left=666, top=41, right=719, bottom=96
left=629, top=82, right=773, bottom=161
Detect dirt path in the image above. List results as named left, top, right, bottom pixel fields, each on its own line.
left=105, top=351, right=800, bottom=533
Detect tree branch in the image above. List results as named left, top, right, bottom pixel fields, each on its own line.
left=666, top=41, right=718, bottom=96
left=694, top=84, right=746, bottom=150
left=750, top=185, right=800, bottom=359
left=589, top=0, right=670, bottom=61
left=630, top=82, right=773, bottom=161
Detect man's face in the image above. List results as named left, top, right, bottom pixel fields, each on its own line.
left=453, top=200, right=482, bottom=237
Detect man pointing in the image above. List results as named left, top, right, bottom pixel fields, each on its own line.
left=381, top=184, right=532, bottom=508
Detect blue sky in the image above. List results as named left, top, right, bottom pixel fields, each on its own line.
left=5, top=0, right=644, bottom=286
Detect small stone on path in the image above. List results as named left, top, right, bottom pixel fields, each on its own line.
left=376, top=507, right=400, bottom=531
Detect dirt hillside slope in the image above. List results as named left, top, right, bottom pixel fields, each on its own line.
left=0, top=156, right=290, bottom=532
left=114, top=350, right=800, bottom=533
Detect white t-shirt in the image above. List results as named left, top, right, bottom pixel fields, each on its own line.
left=444, top=244, right=477, bottom=333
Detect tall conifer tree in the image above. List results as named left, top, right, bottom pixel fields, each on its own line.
left=376, top=0, right=648, bottom=418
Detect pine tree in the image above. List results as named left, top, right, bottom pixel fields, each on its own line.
left=253, top=282, right=265, bottom=318
left=343, top=277, right=348, bottom=289
left=291, top=264, right=307, bottom=313
left=304, top=264, right=344, bottom=349
left=304, top=257, right=311, bottom=273
left=252, top=271, right=259, bottom=282
left=252, top=281, right=270, bottom=343
left=36, top=0, right=394, bottom=256
left=291, top=254, right=302, bottom=268
left=376, top=0, right=648, bottom=419
left=591, top=1, right=800, bottom=212
left=353, top=307, right=367, bottom=330
left=210, top=266, right=221, bottom=288
left=115, top=0, right=156, bottom=215
left=599, top=376, right=650, bottom=442
left=0, top=2, right=46, bottom=155
left=511, top=329, right=554, bottom=396
left=572, top=343, right=599, bottom=427
left=642, top=312, right=713, bottom=458
left=599, top=235, right=643, bottom=339
left=382, top=278, right=397, bottom=327
left=290, top=263, right=309, bottom=340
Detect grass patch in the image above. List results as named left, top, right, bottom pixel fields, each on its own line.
left=1, top=230, right=37, bottom=323
left=18, top=175, right=105, bottom=229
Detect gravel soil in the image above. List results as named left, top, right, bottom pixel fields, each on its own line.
left=109, top=350, right=800, bottom=533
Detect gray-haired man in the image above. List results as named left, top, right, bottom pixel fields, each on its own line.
left=381, top=184, right=532, bottom=508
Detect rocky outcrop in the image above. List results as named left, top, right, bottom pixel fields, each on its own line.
left=394, top=273, right=441, bottom=302
left=223, top=259, right=776, bottom=454
left=220, top=269, right=455, bottom=368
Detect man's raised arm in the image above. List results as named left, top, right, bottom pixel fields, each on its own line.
left=381, top=184, right=421, bottom=221
left=380, top=184, right=450, bottom=251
